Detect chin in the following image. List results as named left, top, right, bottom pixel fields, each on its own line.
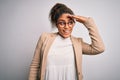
left=62, top=34, right=70, bottom=38
left=58, top=32, right=71, bottom=38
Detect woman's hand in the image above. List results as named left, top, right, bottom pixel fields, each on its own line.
left=68, top=15, right=88, bottom=24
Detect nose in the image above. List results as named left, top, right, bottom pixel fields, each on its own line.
left=64, top=23, right=69, bottom=28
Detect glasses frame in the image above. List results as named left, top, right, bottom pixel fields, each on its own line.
left=57, top=20, right=75, bottom=28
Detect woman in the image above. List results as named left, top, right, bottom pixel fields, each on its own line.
left=29, top=3, right=105, bottom=80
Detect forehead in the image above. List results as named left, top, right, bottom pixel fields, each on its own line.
left=58, top=13, right=72, bottom=21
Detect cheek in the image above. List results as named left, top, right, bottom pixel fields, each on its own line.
left=57, top=28, right=63, bottom=33
left=68, top=27, right=74, bottom=31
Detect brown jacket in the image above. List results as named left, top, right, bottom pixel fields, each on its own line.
left=29, top=17, right=105, bottom=80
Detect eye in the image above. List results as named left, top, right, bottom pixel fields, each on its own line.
left=58, top=22, right=65, bottom=26
left=68, top=21, right=74, bottom=25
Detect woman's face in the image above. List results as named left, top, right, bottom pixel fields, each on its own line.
left=56, top=13, right=75, bottom=38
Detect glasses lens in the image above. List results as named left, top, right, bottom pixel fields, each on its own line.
left=57, top=21, right=74, bottom=27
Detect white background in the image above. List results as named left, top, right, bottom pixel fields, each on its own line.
left=0, top=0, right=120, bottom=80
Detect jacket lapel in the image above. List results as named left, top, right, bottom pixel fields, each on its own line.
left=71, top=36, right=83, bottom=80
left=43, top=33, right=57, bottom=60
left=40, top=33, right=58, bottom=79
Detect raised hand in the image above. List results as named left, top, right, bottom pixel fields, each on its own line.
left=68, top=15, right=88, bottom=24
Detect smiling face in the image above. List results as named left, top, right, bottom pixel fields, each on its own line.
left=56, top=13, right=75, bottom=38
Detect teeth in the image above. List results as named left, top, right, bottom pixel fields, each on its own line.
left=64, top=30, right=70, bottom=34
left=65, top=30, right=69, bottom=32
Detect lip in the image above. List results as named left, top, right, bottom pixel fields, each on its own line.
left=63, top=30, right=70, bottom=34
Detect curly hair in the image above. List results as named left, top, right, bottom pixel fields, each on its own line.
left=49, top=3, right=74, bottom=27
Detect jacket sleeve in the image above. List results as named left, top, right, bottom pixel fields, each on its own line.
left=81, top=17, right=105, bottom=55
left=28, top=33, right=47, bottom=80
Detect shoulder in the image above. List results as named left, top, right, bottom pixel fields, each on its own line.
left=41, top=32, right=57, bottom=36
left=40, top=32, right=57, bottom=39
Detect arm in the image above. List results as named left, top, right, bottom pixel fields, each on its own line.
left=70, top=15, right=105, bottom=55
left=82, top=17, right=105, bottom=55
left=29, top=33, right=46, bottom=80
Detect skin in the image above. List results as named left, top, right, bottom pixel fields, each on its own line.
left=56, top=13, right=88, bottom=38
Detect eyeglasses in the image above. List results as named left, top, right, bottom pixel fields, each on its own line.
left=57, top=20, right=75, bottom=28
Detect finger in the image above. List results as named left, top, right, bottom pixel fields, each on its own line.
left=67, top=14, right=76, bottom=22
left=71, top=15, right=80, bottom=21
left=71, top=15, right=78, bottom=18
left=67, top=14, right=73, bottom=18
left=70, top=15, right=80, bottom=22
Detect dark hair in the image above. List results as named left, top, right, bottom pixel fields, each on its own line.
left=49, top=3, right=74, bottom=27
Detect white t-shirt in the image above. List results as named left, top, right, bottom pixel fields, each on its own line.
left=44, top=35, right=77, bottom=80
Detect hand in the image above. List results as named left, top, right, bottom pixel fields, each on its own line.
left=68, top=15, right=88, bottom=23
